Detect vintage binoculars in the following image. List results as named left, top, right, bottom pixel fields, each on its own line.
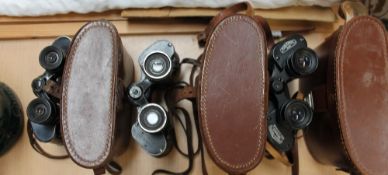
left=267, top=34, right=317, bottom=152
left=26, top=37, right=70, bottom=143
left=127, top=40, right=179, bottom=157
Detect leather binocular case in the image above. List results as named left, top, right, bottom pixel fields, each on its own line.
left=61, top=20, right=133, bottom=174
left=300, top=2, right=388, bottom=174
left=0, top=82, right=23, bottom=156
left=191, top=2, right=273, bottom=174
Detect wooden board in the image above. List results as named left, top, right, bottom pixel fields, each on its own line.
left=0, top=6, right=335, bottom=24
left=0, top=19, right=335, bottom=40
left=0, top=32, right=349, bottom=175
left=0, top=10, right=125, bottom=24
left=121, top=6, right=336, bottom=22
left=0, top=5, right=337, bottom=40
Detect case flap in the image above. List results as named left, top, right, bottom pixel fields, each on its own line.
left=61, top=20, right=120, bottom=168
left=198, top=15, right=268, bottom=174
left=335, top=16, right=388, bottom=174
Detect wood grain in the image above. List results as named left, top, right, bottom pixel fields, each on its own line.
left=0, top=19, right=335, bottom=40
left=121, top=6, right=336, bottom=22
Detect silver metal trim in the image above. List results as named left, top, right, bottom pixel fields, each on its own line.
left=137, top=103, right=167, bottom=133
left=141, top=51, right=172, bottom=80
left=304, top=91, right=314, bottom=111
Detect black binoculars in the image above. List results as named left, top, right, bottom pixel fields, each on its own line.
left=26, top=37, right=71, bottom=143
left=127, top=40, right=179, bottom=157
left=267, top=34, right=317, bottom=152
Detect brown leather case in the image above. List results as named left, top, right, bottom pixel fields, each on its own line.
left=300, top=15, right=388, bottom=175
left=61, top=20, right=133, bottom=173
left=196, top=3, right=270, bottom=174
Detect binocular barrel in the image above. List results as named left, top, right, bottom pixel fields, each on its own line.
left=267, top=34, right=317, bottom=152
left=27, top=36, right=71, bottom=143
left=128, top=40, right=179, bottom=157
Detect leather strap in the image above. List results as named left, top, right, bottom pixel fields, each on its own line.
left=312, top=85, right=329, bottom=112
left=198, top=2, right=254, bottom=47
left=291, top=139, right=299, bottom=175
left=265, top=143, right=292, bottom=166
left=93, top=167, right=105, bottom=175
left=253, top=16, right=274, bottom=50
left=107, top=161, right=122, bottom=175
left=172, top=86, right=196, bottom=102
left=93, top=160, right=122, bottom=174
left=26, top=121, right=68, bottom=159
left=339, top=0, right=368, bottom=21
left=152, top=58, right=200, bottom=175
left=43, top=80, right=62, bottom=99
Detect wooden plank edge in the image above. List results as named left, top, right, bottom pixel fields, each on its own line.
left=121, top=6, right=336, bottom=22
left=0, top=20, right=335, bottom=40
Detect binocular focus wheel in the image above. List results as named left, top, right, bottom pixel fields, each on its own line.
left=39, top=45, right=65, bottom=73
left=27, top=97, right=56, bottom=125
left=142, top=51, right=172, bottom=80
left=288, top=48, right=318, bottom=76
left=31, top=76, right=47, bottom=96
left=138, top=103, right=167, bottom=133
left=282, top=100, right=313, bottom=130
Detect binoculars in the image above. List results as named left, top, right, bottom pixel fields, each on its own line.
left=128, top=40, right=179, bottom=157
left=26, top=37, right=71, bottom=143
left=267, top=34, right=317, bottom=152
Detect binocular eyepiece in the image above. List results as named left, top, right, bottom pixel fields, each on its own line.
left=138, top=103, right=167, bottom=133
left=143, top=51, right=174, bottom=80
left=271, top=34, right=318, bottom=78
left=287, top=48, right=318, bottom=76
left=140, top=41, right=179, bottom=82
left=281, top=99, right=313, bottom=130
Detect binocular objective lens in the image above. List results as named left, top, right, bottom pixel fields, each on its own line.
left=27, top=98, right=56, bottom=125
left=283, top=100, right=313, bottom=130
left=144, top=52, right=171, bottom=79
left=289, top=48, right=318, bottom=76
left=138, top=104, right=167, bottom=133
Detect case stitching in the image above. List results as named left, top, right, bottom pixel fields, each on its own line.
left=200, top=15, right=266, bottom=169
left=62, top=21, right=118, bottom=167
left=335, top=16, right=386, bottom=175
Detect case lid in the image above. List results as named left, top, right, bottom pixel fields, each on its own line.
left=61, top=20, right=120, bottom=168
left=335, top=16, right=388, bottom=175
left=198, top=14, right=268, bottom=174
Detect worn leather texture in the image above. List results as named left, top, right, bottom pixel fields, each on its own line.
left=61, top=20, right=132, bottom=169
left=300, top=16, right=388, bottom=175
left=197, top=14, right=268, bottom=174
